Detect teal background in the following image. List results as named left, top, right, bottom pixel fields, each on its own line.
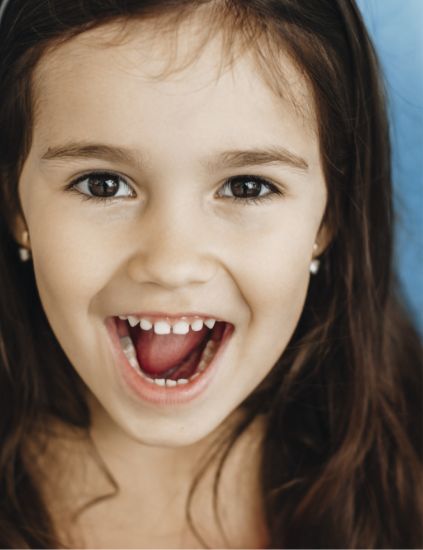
left=356, top=0, right=423, bottom=334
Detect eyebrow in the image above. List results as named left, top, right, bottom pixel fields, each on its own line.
left=41, top=143, right=139, bottom=165
left=206, top=147, right=309, bottom=171
left=41, top=142, right=309, bottom=171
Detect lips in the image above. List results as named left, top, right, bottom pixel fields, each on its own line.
left=105, top=313, right=234, bottom=406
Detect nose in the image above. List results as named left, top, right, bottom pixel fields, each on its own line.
left=126, top=205, right=218, bottom=290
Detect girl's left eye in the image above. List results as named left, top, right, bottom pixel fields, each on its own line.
left=216, top=175, right=283, bottom=204
left=67, top=172, right=135, bottom=202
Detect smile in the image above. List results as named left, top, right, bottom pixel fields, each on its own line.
left=107, top=313, right=234, bottom=405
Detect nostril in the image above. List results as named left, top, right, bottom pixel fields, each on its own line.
left=126, top=245, right=218, bottom=289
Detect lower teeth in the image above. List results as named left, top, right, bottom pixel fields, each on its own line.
left=120, top=336, right=218, bottom=386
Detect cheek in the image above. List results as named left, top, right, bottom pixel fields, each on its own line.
left=28, top=206, right=117, bottom=325
left=225, top=217, right=312, bottom=314
left=27, top=210, right=121, bottom=385
left=223, top=215, right=313, bottom=373
left=240, top=242, right=310, bottom=333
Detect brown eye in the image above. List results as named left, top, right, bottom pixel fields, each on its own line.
left=218, top=175, right=279, bottom=201
left=71, top=172, right=135, bottom=199
left=87, top=174, right=120, bottom=197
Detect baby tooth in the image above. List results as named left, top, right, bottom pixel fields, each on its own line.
left=128, top=357, right=139, bottom=370
left=125, top=345, right=136, bottom=357
left=197, top=358, right=207, bottom=372
left=119, top=336, right=133, bottom=348
left=206, top=340, right=216, bottom=352
left=128, top=316, right=139, bottom=327
left=154, top=378, right=166, bottom=386
left=120, top=337, right=136, bottom=360
left=205, top=319, right=216, bottom=329
left=191, top=319, right=204, bottom=332
left=166, top=379, right=177, bottom=387
left=177, top=379, right=189, bottom=385
left=203, top=343, right=215, bottom=359
left=154, top=321, right=171, bottom=335
left=118, top=315, right=127, bottom=320
left=140, top=318, right=153, bottom=331
left=172, top=321, right=190, bottom=335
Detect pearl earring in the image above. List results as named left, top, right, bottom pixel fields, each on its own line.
left=309, top=243, right=320, bottom=275
left=309, top=258, right=320, bottom=274
left=18, top=230, right=31, bottom=262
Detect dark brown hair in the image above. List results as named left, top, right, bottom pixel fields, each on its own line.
left=0, top=0, right=422, bottom=548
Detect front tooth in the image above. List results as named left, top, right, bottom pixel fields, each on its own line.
left=118, top=315, right=127, bottom=320
left=191, top=319, right=204, bottom=332
left=154, top=378, right=166, bottom=386
left=140, top=318, right=153, bottom=331
left=166, top=379, right=177, bottom=387
left=177, top=379, right=189, bottom=385
left=205, top=319, right=216, bottom=329
left=172, top=321, right=190, bottom=335
left=154, top=321, right=171, bottom=335
left=128, top=316, right=139, bottom=327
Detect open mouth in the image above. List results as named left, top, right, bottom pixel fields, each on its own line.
left=114, top=315, right=230, bottom=387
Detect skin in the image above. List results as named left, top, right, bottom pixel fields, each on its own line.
left=15, top=17, right=328, bottom=548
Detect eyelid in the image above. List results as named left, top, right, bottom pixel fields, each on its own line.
left=66, top=170, right=136, bottom=202
left=216, top=174, right=285, bottom=203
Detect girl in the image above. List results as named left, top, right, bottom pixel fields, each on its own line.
left=0, top=0, right=421, bottom=548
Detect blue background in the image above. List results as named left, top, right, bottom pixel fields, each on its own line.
left=356, top=0, right=423, bottom=334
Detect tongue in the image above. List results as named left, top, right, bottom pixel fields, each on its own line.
left=130, top=325, right=209, bottom=375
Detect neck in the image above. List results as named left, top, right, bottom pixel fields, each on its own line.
left=86, top=393, right=235, bottom=497
left=27, top=397, right=268, bottom=548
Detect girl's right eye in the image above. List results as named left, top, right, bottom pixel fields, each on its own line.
left=67, top=172, right=135, bottom=202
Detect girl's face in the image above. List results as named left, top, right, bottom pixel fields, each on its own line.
left=17, top=20, right=327, bottom=446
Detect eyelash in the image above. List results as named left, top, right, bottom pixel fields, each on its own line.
left=65, top=172, right=135, bottom=205
left=65, top=171, right=284, bottom=206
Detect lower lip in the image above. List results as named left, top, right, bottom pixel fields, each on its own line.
left=105, top=317, right=233, bottom=407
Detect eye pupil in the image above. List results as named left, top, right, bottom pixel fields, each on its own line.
left=88, top=175, right=119, bottom=197
left=230, top=177, right=262, bottom=198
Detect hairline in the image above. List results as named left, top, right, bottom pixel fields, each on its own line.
left=29, top=9, right=318, bottom=140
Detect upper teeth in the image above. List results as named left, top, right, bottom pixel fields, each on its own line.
left=140, top=318, right=153, bottom=331
left=118, top=315, right=217, bottom=334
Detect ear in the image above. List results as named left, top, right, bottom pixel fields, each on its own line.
left=11, top=214, right=29, bottom=247
left=314, top=222, right=332, bottom=256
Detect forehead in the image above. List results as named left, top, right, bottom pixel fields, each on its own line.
left=31, top=17, right=318, bottom=159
